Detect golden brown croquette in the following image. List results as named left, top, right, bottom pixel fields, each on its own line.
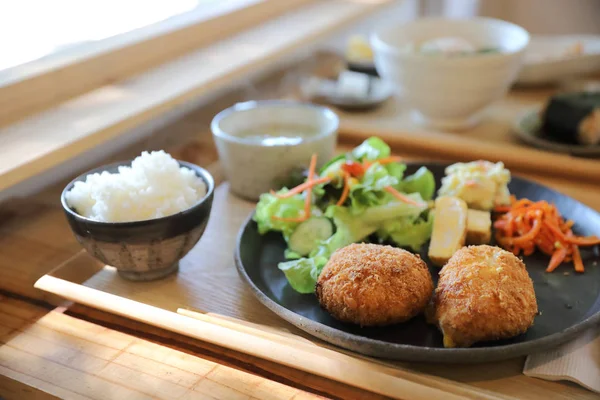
left=431, top=245, right=538, bottom=348
left=316, top=243, right=434, bottom=326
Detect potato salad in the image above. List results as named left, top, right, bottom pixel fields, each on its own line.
left=438, top=161, right=511, bottom=211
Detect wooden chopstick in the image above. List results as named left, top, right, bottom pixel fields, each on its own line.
left=34, top=275, right=504, bottom=400
left=177, top=308, right=315, bottom=348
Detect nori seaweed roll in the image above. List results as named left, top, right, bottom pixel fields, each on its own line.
left=541, top=92, right=600, bottom=146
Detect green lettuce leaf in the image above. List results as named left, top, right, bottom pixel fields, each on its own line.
left=377, top=211, right=434, bottom=252
left=385, top=162, right=407, bottom=181
left=319, top=153, right=346, bottom=175
left=284, top=249, right=303, bottom=260
left=348, top=163, right=403, bottom=212
left=278, top=258, right=326, bottom=294
left=398, top=166, right=436, bottom=201
left=253, top=191, right=305, bottom=240
left=351, top=137, right=391, bottom=161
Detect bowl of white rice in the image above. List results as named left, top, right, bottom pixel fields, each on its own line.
left=61, top=151, right=214, bottom=281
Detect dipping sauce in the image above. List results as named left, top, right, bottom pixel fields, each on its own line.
left=237, top=125, right=319, bottom=146
left=419, top=37, right=501, bottom=56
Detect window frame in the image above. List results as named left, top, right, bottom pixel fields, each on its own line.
left=0, top=0, right=314, bottom=127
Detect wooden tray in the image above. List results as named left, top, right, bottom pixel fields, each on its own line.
left=34, top=181, right=594, bottom=400
left=337, top=92, right=600, bottom=184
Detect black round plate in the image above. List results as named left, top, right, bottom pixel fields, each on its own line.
left=235, top=163, right=600, bottom=363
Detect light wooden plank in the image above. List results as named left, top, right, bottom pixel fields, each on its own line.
left=0, top=298, right=47, bottom=321
left=0, top=365, right=87, bottom=400
left=2, top=330, right=109, bottom=374
left=206, top=367, right=300, bottom=400
left=0, top=0, right=391, bottom=192
left=96, top=362, right=191, bottom=399
left=111, top=352, right=203, bottom=388
left=127, top=341, right=216, bottom=377
left=179, top=389, right=220, bottom=400
left=0, top=311, right=30, bottom=331
left=0, top=304, right=319, bottom=400
left=0, top=0, right=314, bottom=127
left=35, top=312, right=134, bottom=351
left=66, top=302, right=389, bottom=400
left=0, top=345, right=154, bottom=400
left=193, top=378, right=252, bottom=400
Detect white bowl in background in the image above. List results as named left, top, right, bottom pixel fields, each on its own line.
left=517, top=35, right=600, bottom=86
left=371, top=18, right=530, bottom=130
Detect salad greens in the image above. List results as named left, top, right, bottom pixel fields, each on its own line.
left=253, top=137, right=435, bottom=294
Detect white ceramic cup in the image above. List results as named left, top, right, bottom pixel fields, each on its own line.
left=371, top=17, right=530, bottom=130
left=211, top=100, right=339, bottom=200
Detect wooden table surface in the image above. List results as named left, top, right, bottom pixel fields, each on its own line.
left=2, top=89, right=600, bottom=399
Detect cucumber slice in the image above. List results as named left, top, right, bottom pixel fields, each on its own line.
left=288, top=217, right=333, bottom=256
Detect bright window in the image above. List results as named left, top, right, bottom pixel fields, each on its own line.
left=0, top=0, right=240, bottom=72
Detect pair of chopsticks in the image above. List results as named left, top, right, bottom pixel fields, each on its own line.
left=34, top=275, right=501, bottom=400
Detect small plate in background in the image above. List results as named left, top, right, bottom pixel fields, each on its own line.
left=347, top=60, right=378, bottom=77
left=301, top=72, right=393, bottom=111
left=514, top=110, right=600, bottom=157
left=517, top=35, right=600, bottom=86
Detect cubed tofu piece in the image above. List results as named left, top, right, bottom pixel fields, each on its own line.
left=428, top=196, right=468, bottom=267
left=466, top=209, right=492, bottom=245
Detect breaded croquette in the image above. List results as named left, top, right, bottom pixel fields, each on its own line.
left=316, top=243, right=434, bottom=326
left=431, top=245, right=538, bottom=348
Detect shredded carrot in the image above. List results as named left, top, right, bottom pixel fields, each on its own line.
left=564, top=236, right=600, bottom=246
left=336, top=171, right=350, bottom=206
left=563, top=220, right=575, bottom=230
left=374, top=156, right=403, bottom=166
left=546, top=247, right=568, bottom=272
left=274, top=176, right=331, bottom=199
left=362, top=156, right=403, bottom=169
left=572, top=244, right=585, bottom=273
left=494, top=198, right=599, bottom=273
left=303, top=153, right=318, bottom=221
left=510, top=217, right=542, bottom=246
left=271, top=154, right=319, bottom=223
left=383, top=186, right=423, bottom=206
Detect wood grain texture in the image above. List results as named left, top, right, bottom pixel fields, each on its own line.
left=35, top=177, right=600, bottom=400
left=337, top=91, right=600, bottom=184
left=0, top=295, right=334, bottom=400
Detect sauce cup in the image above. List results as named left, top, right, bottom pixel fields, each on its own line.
left=211, top=100, right=339, bottom=200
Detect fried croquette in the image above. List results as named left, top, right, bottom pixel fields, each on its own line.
left=316, top=243, right=434, bottom=326
left=431, top=245, right=538, bottom=348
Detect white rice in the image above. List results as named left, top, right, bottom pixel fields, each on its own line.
left=66, top=151, right=207, bottom=222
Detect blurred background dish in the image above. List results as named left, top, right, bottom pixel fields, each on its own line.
left=514, top=110, right=600, bottom=157
left=370, top=17, right=529, bottom=131
left=517, top=35, right=600, bottom=86
left=345, top=34, right=379, bottom=77
left=301, top=70, right=393, bottom=111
